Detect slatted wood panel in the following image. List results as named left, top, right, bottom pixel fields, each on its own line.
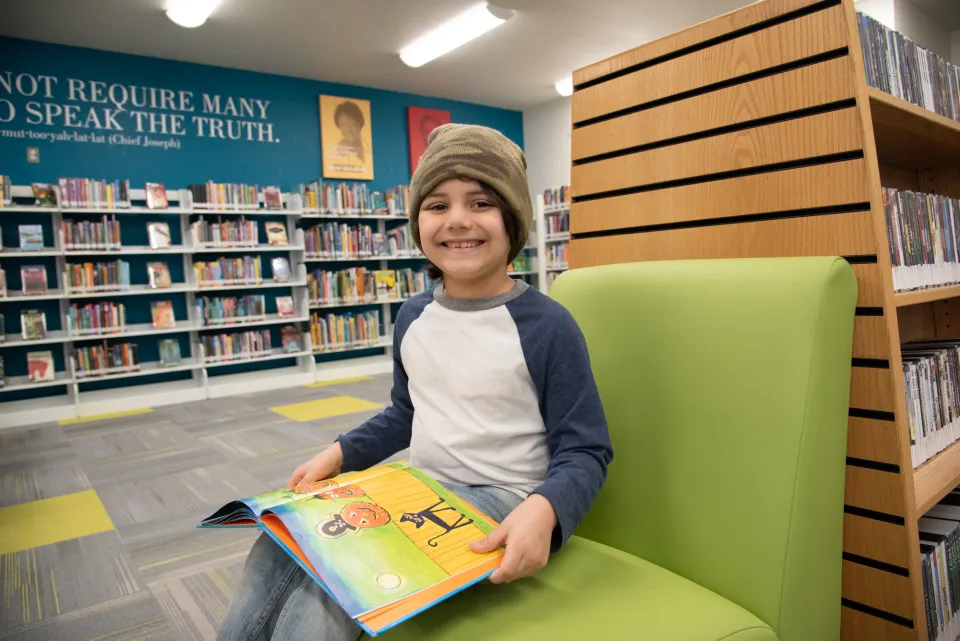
left=571, top=0, right=923, bottom=636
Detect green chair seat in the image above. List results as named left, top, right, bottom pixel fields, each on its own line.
left=379, top=535, right=777, bottom=641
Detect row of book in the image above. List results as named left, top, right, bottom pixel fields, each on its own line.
left=194, top=256, right=262, bottom=284
left=61, top=216, right=122, bottom=250
left=919, top=488, right=960, bottom=641
left=311, top=311, right=382, bottom=352
left=543, top=186, right=570, bottom=209
left=544, top=212, right=570, bottom=235
left=857, top=12, right=960, bottom=123
left=903, top=339, right=960, bottom=469
left=67, top=302, right=126, bottom=336
left=0, top=175, right=11, bottom=207
left=195, top=294, right=299, bottom=325
left=75, top=341, right=140, bottom=378
left=58, top=178, right=131, bottom=209
left=64, top=260, right=132, bottom=291
left=201, top=326, right=306, bottom=361
left=303, top=224, right=421, bottom=260
left=882, top=188, right=960, bottom=292
left=188, top=182, right=284, bottom=211
left=301, top=182, right=409, bottom=217
left=508, top=254, right=532, bottom=273
left=545, top=243, right=568, bottom=268
left=306, top=268, right=432, bottom=305
left=191, top=217, right=258, bottom=246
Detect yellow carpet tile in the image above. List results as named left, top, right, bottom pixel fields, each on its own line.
left=270, top=396, right=383, bottom=422
left=304, top=376, right=374, bottom=388
left=0, top=490, right=115, bottom=555
left=58, top=407, right=153, bottom=426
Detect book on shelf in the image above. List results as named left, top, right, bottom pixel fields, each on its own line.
left=386, top=227, right=419, bottom=256
left=546, top=242, right=568, bottom=268
left=545, top=212, right=570, bottom=235
left=883, top=188, right=960, bottom=293
left=31, top=183, right=57, bottom=208
left=75, top=341, right=140, bottom=377
left=0, top=175, right=11, bottom=207
left=159, top=339, right=182, bottom=366
left=145, top=183, right=168, bottom=210
left=508, top=253, right=531, bottom=273
left=189, top=182, right=260, bottom=211
left=68, top=302, right=126, bottom=335
left=199, top=462, right=501, bottom=636
left=265, top=221, right=288, bottom=245
left=375, top=271, right=397, bottom=301
left=65, top=260, right=131, bottom=291
left=305, top=222, right=375, bottom=258
left=203, top=328, right=272, bottom=361
left=917, top=493, right=960, bottom=641
left=151, top=301, right=176, bottom=329
left=857, top=11, right=960, bottom=122
left=197, top=295, right=266, bottom=325
left=276, top=296, right=296, bottom=319
left=281, top=325, right=303, bottom=353
left=0, top=312, right=4, bottom=342
left=320, top=182, right=370, bottom=214
left=27, top=350, right=55, bottom=382
left=59, top=178, right=131, bottom=209
left=195, top=256, right=263, bottom=284
left=0, top=267, right=5, bottom=297
left=147, top=262, right=172, bottom=289
left=543, top=186, right=570, bottom=209
left=0, top=355, right=4, bottom=387
left=262, top=186, right=283, bottom=210
left=20, top=266, right=47, bottom=296
left=20, top=310, right=46, bottom=340
left=192, top=215, right=259, bottom=247
left=301, top=182, right=319, bottom=211
left=311, top=310, right=381, bottom=352
left=61, top=215, right=121, bottom=251
left=384, top=185, right=409, bottom=217
left=18, top=224, right=44, bottom=251
left=902, top=339, right=960, bottom=469
left=271, top=257, right=291, bottom=282
left=147, top=222, right=172, bottom=249
left=308, top=267, right=376, bottom=305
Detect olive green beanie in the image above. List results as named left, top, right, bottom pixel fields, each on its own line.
left=408, top=123, right=533, bottom=265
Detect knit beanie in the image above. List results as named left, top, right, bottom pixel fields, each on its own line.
left=409, top=123, right=533, bottom=265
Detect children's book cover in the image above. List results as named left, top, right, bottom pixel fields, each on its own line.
left=18, top=225, right=44, bottom=251
left=200, top=463, right=502, bottom=635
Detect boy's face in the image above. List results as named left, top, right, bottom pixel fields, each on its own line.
left=418, top=178, right=511, bottom=284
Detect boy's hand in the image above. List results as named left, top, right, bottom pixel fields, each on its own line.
left=286, top=443, right=344, bottom=489
left=468, top=493, right=557, bottom=584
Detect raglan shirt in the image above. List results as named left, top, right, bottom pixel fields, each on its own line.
left=336, top=280, right=613, bottom=551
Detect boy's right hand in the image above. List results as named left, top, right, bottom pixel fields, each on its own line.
left=286, top=442, right=344, bottom=489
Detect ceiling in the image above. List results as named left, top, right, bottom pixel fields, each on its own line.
left=908, top=0, right=960, bottom=30
left=0, top=0, right=753, bottom=111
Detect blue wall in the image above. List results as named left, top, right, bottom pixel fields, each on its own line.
left=0, top=36, right=523, bottom=189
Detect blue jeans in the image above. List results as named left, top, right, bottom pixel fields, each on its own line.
left=216, top=483, right=524, bottom=641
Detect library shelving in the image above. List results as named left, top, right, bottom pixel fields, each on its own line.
left=0, top=182, right=423, bottom=427
left=533, top=191, right=570, bottom=293
left=568, top=0, right=960, bottom=638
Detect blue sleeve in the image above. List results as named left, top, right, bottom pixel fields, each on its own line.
left=508, top=293, right=614, bottom=552
left=337, top=296, right=428, bottom=472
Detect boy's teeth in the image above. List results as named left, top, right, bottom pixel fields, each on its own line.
left=448, top=241, right=480, bottom=248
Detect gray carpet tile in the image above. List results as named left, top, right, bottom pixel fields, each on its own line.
left=80, top=439, right=227, bottom=487
left=199, top=421, right=334, bottom=461
left=178, top=408, right=294, bottom=437
left=71, top=422, right=196, bottom=461
left=1, top=592, right=172, bottom=641
left=0, top=463, right=93, bottom=508
left=61, top=410, right=177, bottom=439
left=0, top=530, right=143, bottom=636
left=149, top=559, right=247, bottom=641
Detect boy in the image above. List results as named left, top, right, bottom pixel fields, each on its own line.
left=217, top=124, right=613, bottom=641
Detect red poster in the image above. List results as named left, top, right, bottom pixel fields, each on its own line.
left=408, top=107, right=451, bottom=175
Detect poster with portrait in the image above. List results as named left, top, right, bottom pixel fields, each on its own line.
left=407, top=106, right=451, bottom=174
left=320, top=95, right=374, bottom=180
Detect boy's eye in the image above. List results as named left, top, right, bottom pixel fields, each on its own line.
left=426, top=203, right=447, bottom=211
left=472, top=200, right=494, bottom=209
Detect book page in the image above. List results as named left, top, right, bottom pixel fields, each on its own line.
left=265, top=465, right=502, bottom=620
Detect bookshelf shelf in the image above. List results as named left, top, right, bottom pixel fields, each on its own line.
left=546, top=264, right=569, bottom=272
left=868, top=87, right=960, bottom=170
left=197, top=314, right=309, bottom=331
left=192, top=244, right=304, bottom=254
left=314, top=337, right=391, bottom=354
left=1, top=290, right=67, bottom=302
left=914, top=440, right=960, bottom=515
left=189, top=208, right=300, bottom=217
left=60, top=206, right=194, bottom=215
left=0, top=330, right=71, bottom=348
left=309, top=297, right=410, bottom=310
left=304, top=255, right=424, bottom=263
left=509, top=270, right=537, bottom=276
left=66, top=283, right=195, bottom=299
left=894, top=285, right=960, bottom=307
left=1, top=248, right=63, bottom=258
left=204, top=348, right=309, bottom=368
left=0, top=206, right=57, bottom=214
left=0, top=372, right=75, bottom=392
left=67, top=322, right=194, bottom=342
left=75, top=358, right=203, bottom=381
left=64, top=245, right=191, bottom=256
left=195, top=278, right=306, bottom=293
left=545, top=233, right=570, bottom=243
left=300, top=212, right=409, bottom=221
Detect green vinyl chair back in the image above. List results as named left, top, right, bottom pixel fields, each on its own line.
left=549, top=257, right=857, bottom=641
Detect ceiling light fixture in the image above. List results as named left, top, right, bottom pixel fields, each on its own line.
left=555, top=77, right=574, bottom=97
left=399, top=4, right=515, bottom=68
left=167, top=0, right=220, bottom=28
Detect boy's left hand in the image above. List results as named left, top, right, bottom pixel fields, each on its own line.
left=468, top=494, right=557, bottom=584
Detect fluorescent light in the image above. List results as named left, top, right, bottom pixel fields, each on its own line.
left=555, top=77, right=574, bottom=97
left=400, top=4, right=514, bottom=68
left=167, top=0, right=220, bottom=28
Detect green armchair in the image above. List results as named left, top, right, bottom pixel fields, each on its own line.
left=381, top=257, right=857, bottom=641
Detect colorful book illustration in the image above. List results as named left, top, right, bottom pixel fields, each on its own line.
left=158, top=339, right=182, bottom=366
left=147, top=222, right=171, bottom=249
left=265, top=221, right=288, bottom=245
left=200, top=462, right=503, bottom=636
left=18, top=225, right=44, bottom=250
left=375, top=270, right=397, bottom=301
left=27, top=350, right=55, bottom=382
left=147, top=262, right=172, bottom=289
left=145, top=183, right=168, bottom=210
left=31, top=183, right=57, bottom=207
left=276, top=295, right=296, bottom=319
left=20, top=266, right=47, bottom=295
left=151, top=301, right=176, bottom=329
left=263, top=186, right=283, bottom=210
left=271, top=257, right=291, bottom=282
left=281, top=325, right=302, bottom=353
left=20, top=310, right=47, bottom=340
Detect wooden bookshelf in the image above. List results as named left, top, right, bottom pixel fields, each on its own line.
left=569, top=0, right=960, bottom=638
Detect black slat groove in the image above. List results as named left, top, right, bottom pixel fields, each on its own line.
left=855, top=307, right=885, bottom=316
left=842, top=552, right=910, bottom=577
left=844, top=504, right=905, bottom=525
left=848, top=407, right=896, bottom=421
left=847, top=457, right=901, bottom=474
left=841, top=599, right=914, bottom=628
left=853, top=358, right=890, bottom=369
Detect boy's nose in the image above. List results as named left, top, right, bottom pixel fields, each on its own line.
left=445, top=206, right=473, bottom=228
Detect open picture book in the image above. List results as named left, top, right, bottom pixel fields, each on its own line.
left=199, top=462, right=503, bottom=636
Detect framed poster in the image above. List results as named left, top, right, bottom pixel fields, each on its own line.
left=407, top=107, right=451, bottom=174
left=320, top=95, right=374, bottom=180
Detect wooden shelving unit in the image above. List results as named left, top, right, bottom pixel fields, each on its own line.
left=569, top=0, right=960, bottom=638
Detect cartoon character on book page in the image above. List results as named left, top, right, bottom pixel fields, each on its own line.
left=269, top=466, right=502, bottom=618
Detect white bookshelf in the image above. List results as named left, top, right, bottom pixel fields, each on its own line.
left=534, top=192, right=570, bottom=294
